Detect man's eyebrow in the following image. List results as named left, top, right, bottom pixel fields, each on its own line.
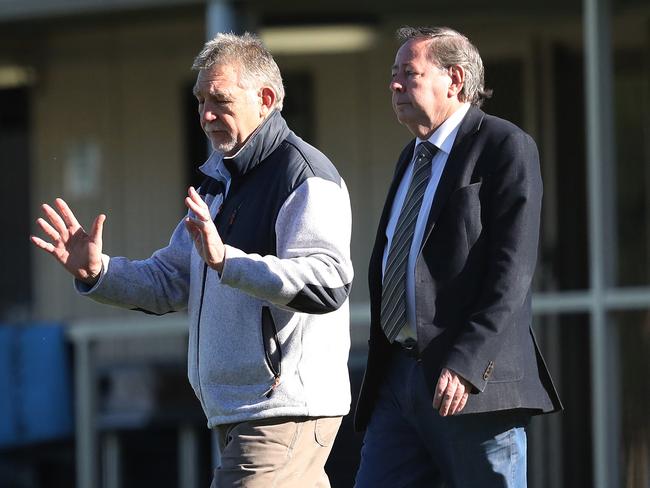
left=192, top=85, right=228, bottom=100
left=209, top=87, right=232, bottom=100
left=392, top=62, right=411, bottom=72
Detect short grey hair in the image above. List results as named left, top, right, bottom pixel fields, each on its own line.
left=396, top=26, right=492, bottom=107
left=192, top=32, right=285, bottom=111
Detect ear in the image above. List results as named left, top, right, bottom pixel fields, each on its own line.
left=259, top=86, right=276, bottom=116
left=447, top=65, right=465, bottom=99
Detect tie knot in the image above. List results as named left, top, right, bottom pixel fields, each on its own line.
left=416, top=141, right=437, bottom=161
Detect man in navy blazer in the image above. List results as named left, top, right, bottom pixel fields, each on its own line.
left=354, top=26, right=562, bottom=487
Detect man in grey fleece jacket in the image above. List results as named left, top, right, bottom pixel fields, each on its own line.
left=31, top=33, right=353, bottom=487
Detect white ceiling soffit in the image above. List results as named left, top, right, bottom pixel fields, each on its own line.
left=260, top=24, right=378, bottom=55
left=0, top=65, right=35, bottom=88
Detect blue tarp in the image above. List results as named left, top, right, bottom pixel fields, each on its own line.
left=0, top=323, right=73, bottom=448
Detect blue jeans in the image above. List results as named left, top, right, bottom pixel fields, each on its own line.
left=355, top=347, right=530, bottom=488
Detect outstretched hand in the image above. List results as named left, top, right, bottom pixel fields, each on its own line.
left=433, top=367, right=471, bottom=416
left=30, top=198, right=105, bottom=285
left=184, top=186, right=225, bottom=273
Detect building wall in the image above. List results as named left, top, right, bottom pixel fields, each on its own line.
left=26, top=16, right=203, bottom=319
left=1, top=3, right=649, bottom=487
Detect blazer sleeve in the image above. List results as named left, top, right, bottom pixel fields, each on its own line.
left=444, top=130, right=543, bottom=392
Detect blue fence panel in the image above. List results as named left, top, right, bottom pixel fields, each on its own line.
left=0, top=325, right=18, bottom=446
left=0, top=323, right=73, bottom=448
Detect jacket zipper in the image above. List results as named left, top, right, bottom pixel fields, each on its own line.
left=261, top=306, right=282, bottom=398
left=195, top=262, right=209, bottom=404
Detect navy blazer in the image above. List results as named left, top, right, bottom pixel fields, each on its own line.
left=355, top=106, right=562, bottom=431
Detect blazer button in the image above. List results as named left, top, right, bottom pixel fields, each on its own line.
left=483, top=361, right=494, bottom=381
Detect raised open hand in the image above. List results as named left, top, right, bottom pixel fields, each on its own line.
left=184, top=186, right=225, bottom=272
left=30, top=198, right=106, bottom=285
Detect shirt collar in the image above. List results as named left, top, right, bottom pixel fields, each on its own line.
left=198, top=150, right=231, bottom=185
left=198, top=110, right=290, bottom=180
left=415, top=103, right=471, bottom=155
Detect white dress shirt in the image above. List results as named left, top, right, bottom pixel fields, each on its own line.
left=382, top=103, right=471, bottom=343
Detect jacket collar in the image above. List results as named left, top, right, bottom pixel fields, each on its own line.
left=223, top=109, right=290, bottom=178
left=420, top=105, right=484, bottom=242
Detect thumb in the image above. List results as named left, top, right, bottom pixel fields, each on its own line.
left=90, top=214, right=106, bottom=244
left=433, top=370, right=449, bottom=408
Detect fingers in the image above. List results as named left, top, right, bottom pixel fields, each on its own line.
left=184, top=218, right=201, bottom=243
left=188, top=186, right=204, bottom=203
left=433, top=368, right=470, bottom=416
left=185, top=199, right=211, bottom=223
left=455, top=391, right=469, bottom=414
left=185, top=187, right=210, bottom=219
left=185, top=197, right=206, bottom=221
left=433, top=371, right=449, bottom=410
left=36, top=217, right=61, bottom=242
left=186, top=188, right=228, bottom=272
left=55, top=198, right=81, bottom=230
left=448, top=383, right=468, bottom=416
left=41, top=203, right=69, bottom=238
left=439, top=382, right=457, bottom=416
left=90, top=214, right=106, bottom=243
left=30, top=235, right=56, bottom=254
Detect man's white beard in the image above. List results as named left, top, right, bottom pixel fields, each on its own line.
left=214, top=135, right=237, bottom=155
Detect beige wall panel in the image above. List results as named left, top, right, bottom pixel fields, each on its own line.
left=115, top=48, right=199, bottom=261
left=30, top=16, right=204, bottom=320
left=311, top=53, right=368, bottom=306
left=32, top=54, right=119, bottom=320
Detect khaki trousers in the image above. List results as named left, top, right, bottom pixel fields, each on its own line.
left=210, top=416, right=342, bottom=488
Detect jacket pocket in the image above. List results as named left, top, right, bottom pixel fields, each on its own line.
left=434, top=182, right=483, bottom=267
left=261, top=306, right=282, bottom=398
left=452, top=182, right=483, bottom=250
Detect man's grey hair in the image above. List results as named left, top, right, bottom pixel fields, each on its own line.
left=397, top=26, right=492, bottom=107
left=192, top=32, right=285, bottom=111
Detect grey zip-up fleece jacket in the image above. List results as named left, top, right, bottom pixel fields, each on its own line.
left=77, top=111, right=354, bottom=427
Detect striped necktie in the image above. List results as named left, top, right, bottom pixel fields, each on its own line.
left=381, top=141, right=438, bottom=343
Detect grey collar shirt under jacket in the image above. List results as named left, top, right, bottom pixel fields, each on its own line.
left=199, top=152, right=231, bottom=219
left=382, top=103, right=471, bottom=343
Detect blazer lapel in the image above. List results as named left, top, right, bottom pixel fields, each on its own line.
left=421, top=106, right=485, bottom=245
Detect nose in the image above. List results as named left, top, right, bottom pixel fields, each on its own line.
left=389, top=77, right=404, bottom=93
left=200, top=102, right=217, bottom=124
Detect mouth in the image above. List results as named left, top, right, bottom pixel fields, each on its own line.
left=205, top=128, right=228, bottom=138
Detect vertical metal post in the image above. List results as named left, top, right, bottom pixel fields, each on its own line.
left=205, top=0, right=238, bottom=39
left=102, top=432, right=122, bottom=488
left=211, top=428, right=222, bottom=478
left=74, top=339, right=97, bottom=488
left=178, top=424, right=199, bottom=488
left=583, top=0, right=616, bottom=487
left=203, top=0, right=240, bottom=166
